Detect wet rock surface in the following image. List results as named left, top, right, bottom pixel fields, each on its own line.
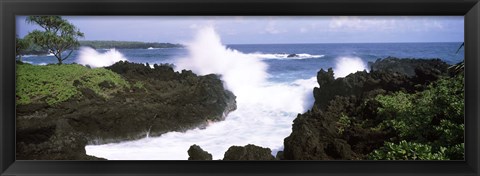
left=16, top=61, right=236, bottom=160
left=283, top=57, right=450, bottom=160
left=287, top=53, right=299, bottom=58
left=188, top=144, right=213, bottom=160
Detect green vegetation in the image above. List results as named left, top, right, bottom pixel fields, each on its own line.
left=336, top=114, right=351, bottom=135
left=79, top=40, right=183, bottom=49
left=368, top=73, right=464, bottom=160
left=450, top=42, right=464, bottom=76
left=133, top=81, right=145, bottom=89
left=132, top=81, right=147, bottom=92
left=16, top=35, right=31, bottom=61
left=368, top=140, right=447, bottom=160
left=16, top=63, right=130, bottom=106
left=20, top=42, right=48, bottom=55
left=20, top=40, right=183, bottom=55
left=25, top=16, right=84, bottom=64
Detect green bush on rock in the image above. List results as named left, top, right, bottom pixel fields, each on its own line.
left=368, top=140, right=447, bottom=160
left=336, top=114, right=351, bottom=135
left=371, top=73, right=464, bottom=160
left=283, top=58, right=463, bottom=160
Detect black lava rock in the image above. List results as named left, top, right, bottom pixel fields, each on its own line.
left=283, top=57, right=451, bottom=160
left=16, top=61, right=237, bottom=160
left=188, top=144, right=213, bottom=160
left=223, top=144, right=275, bottom=160
left=287, top=54, right=299, bottom=58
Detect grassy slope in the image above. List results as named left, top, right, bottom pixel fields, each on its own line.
left=16, top=63, right=130, bottom=106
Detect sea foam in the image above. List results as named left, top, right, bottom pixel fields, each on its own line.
left=248, top=53, right=325, bottom=60
left=85, top=27, right=316, bottom=160
left=77, top=47, right=128, bottom=68
left=333, top=56, right=368, bottom=78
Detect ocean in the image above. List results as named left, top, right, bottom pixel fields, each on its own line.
left=22, top=42, right=464, bottom=83
left=21, top=35, right=464, bottom=160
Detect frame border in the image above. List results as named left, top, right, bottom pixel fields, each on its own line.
left=1, top=0, right=479, bottom=175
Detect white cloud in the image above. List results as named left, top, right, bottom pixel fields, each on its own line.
left=299, top=27, right=308, bottom=33
left=19, top=16, right=459, bottom=44
left=419, top=20, right=444, bottom=31
left=264, top=21, right=286, bottom=34
left=329, top=16, right=396, bottom=31
left=328, top=16, right=446, bottom=33
left=224, top=29, right=238, bottom=36
left=189, top=20, right=217, bottom=29
left=189, top=24, right=199, bottom=29
left=432, top=21, right=444, bottom=29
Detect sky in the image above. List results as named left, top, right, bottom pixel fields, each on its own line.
left=16, top=16, right=464, bottom=44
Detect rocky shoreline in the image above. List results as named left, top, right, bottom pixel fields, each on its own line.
left=16, top=57, right=463, bottom=160
left=282, top=57, right=452, bottom=160
left=16, top=61, right=236, bottom=160
left=187, top=57, right=462, bottom=161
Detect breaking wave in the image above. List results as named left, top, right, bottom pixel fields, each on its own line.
left=76, top=47, right=128, bottom=68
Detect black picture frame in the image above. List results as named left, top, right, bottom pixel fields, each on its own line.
left=1, top=0, right=479, bottom=175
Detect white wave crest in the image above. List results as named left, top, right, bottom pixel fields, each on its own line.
left=248, top=53, right=324, bottom=60
left=175, top=27, right=269, bottom=96
left=85, top=27, right=318, bottom=160
left=333, top=56, right=368, bottom=78
left=76, top=47, right=128, bottom=68
left=21, top=55, right=37, bottom=58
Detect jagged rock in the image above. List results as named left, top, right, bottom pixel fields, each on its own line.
left=283, top=57, right=450, bottom=160
left=223, top=144, right=275, bottom=160
left=314, top=57, right=449, bottom=110
left=16, top=61, right=237, bottom=160
left=16, top=119, right=106, bottom=160
left=283, top=107, right=357, bottom=160
left=188, top=144, right=212, bottom=160
left=369, top=57, right=448, bottom=77
left=275, top=151, right=285, bottom=160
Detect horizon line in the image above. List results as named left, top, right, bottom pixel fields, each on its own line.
left=225, top=41, right=464, bottom=45
left=78, top=40, right=463, bottom=45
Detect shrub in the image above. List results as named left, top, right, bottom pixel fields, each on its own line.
left=336, top=114, right=351, bottom=135
left=368, top=140, right=447, bottom=160
left=371, top=74, right=464, bottom=159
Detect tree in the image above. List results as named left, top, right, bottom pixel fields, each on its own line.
left=449, top=42, right=464, bottom=75
left=25, top=16, right=84, bottom=64
left=16, top=35, right=30, bottom=61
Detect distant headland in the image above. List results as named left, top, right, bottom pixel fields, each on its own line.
left=22, top=40, right=183, bottom=55
left=79, top=40, right=183, bottom=49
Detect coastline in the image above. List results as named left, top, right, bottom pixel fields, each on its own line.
left=19, top=40, right=184, bottom=56
left=16, top=61, right=236, bottom=160
left=15, top=56, right=464, bottom=160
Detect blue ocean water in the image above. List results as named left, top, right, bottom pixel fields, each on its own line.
left=230, top=42, right=464, bottom=82
left=22, top=42, right=464, bottom=84
left=25, top=42, right=464, bottom=160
